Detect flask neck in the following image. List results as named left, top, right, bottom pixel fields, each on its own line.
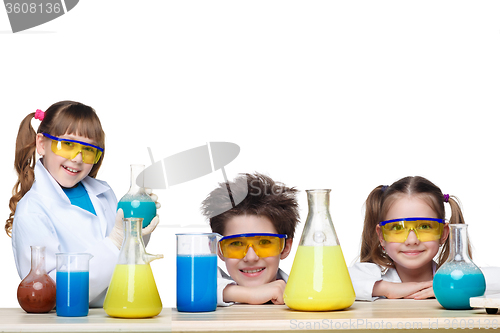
left=120, top=218, right=163, bottom=264
left=300, top=189, right=339, bottom=246
left=128, top=164, right=146, bottom=194
left=123, top=218, right=145, bottom=243
left=30, top=246, right=47, bottom=275
left=448, top=224, right=471, bottom=262
left=307, top=190, right=330, bottom=216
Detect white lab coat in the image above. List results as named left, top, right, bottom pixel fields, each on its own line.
left=217, top=267, right=288, bottom=306
left=349, top=262, right=500, bottom=301
left=12, top=160, right=119, bottom=307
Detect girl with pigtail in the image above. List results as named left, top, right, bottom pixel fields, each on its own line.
left=6, top=101, right=160, bottom=307
left=349, top=176, right=499, bottom=301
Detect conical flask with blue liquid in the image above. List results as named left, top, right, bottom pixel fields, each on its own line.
left=117, top=164, right=156, bottom=228
left=433, top=224, right=485, bottom=310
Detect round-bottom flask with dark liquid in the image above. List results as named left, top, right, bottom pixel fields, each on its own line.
left=17, top=246, right=57, bottom=313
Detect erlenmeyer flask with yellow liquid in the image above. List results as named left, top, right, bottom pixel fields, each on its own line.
left=284, top=189, right=355, bottom=311
left=103, top=217, right=163, bottom=318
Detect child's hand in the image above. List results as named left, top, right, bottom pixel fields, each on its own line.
left=108, top=208, right=125, bottom=249
left=373, top=280, right=433, bottom=299
left=141, top=188, right=160, bottom=236
left=142, top=216, right=160, bottom=236
left=145, top=188, right=161, bottom=209
left=404, top=284, right=435, bottom=300
left=250, top=280, right=286, bottom=305
left=223, top=280, right=286, bottom=305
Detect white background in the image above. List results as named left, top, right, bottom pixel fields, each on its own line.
left=1, top=1, right=500, bottom=309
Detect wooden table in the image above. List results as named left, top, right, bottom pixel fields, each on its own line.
left=0, top=299, right=498, bottom=332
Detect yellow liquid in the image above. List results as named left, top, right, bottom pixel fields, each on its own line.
left=284, top=245, right=355, bottom=311
left=103, top=264, right=162, bottom=318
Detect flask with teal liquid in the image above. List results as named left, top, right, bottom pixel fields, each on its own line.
left=433, top=224, right=485, bottom=310
left=117, top=164, right=156, bottom=228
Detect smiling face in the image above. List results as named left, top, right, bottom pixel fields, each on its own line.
left=36, top=133, right=95, bottom=188
left=220, top=215, right=292, bottom=287
left=376, top=196, right=449, bottom=274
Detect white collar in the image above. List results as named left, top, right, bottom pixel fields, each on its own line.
left=34, top=159, right=109, bottom=200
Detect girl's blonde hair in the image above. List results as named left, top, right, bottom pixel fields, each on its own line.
left=360, top=176, right=470, bottom=269
left=5, top=101, right=105, bottom=237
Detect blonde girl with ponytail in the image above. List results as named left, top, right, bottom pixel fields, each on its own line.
left=349, top=176, right=499, bottom=301
left=6, top=101, right=159, bottom=307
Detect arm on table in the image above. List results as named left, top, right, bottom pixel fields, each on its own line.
left=373, top=280, right=434, bottom=299
left=223, top=280, right=286, bottom=305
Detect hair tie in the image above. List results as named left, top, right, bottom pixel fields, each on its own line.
left=381, top=185, right=389, bottom=192
left=443, top=194, right=450, bottom=203
left=34, top=109, right=45, bottom=121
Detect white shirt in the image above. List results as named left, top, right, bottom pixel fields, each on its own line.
left=349, top=262, right=500, bottom=301
left=217, top=267, right=289, bottom=306
left=12, top=160, right=119, bottom=307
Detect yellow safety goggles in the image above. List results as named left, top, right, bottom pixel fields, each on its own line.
left=379, top=218, right=445, bottom=243
left=219, top=233, right=287, bottom=259
left=43, top=133, right=103, bottom=165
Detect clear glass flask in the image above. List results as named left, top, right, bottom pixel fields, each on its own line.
left=433, top=224, right=485, bottom=310
left=117, top=164, right=157, bottom=228
left=284, top=189, right=355, bottom=311
left=17, top=246, right=56, bottom=313
left=103, top=217, right=163, bottom=318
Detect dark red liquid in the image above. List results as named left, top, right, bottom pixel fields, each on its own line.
left=17, top=274, right=56, bottom=313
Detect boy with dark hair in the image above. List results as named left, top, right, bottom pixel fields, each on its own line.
left=201, top=173, right=300, bottom=306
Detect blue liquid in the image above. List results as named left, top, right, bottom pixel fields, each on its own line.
left=117, top=199, right=156, bottom=228
left=56, top=271, right=89, bottom=317
left=433, top=263, right=486, bottom=310
left=177, top=255, right=217, bottom=312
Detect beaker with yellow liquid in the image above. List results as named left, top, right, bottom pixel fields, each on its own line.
left=103, top=217, right=163, bottom=318
left=284, top=189, right=355, bottom=311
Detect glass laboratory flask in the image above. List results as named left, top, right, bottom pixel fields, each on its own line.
left=17, top=246, right=56, bottom=313
left=117, top=164, right=157, bottom=228
left=103, top=217, right=163, bottom=318
left=284, top=189, right=355, bottom=311
left=433, top=224, right=485, bottom=310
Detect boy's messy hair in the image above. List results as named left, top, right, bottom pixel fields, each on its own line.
left=5, top=101, right=104, bottom=237
left=360, top=176, right=470, bottom=270
left=201, top=173, right=300, bottom=240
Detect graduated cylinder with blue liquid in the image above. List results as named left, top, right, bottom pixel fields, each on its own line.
left=433, top=224, right=485, bottom=310
left=55, top=253, right=93, bottom=317
left=118, top=164, right=156, bottom=228
left=56, top=271, right=89, bottom=316
left=176, top=233, right=218, bottom=312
